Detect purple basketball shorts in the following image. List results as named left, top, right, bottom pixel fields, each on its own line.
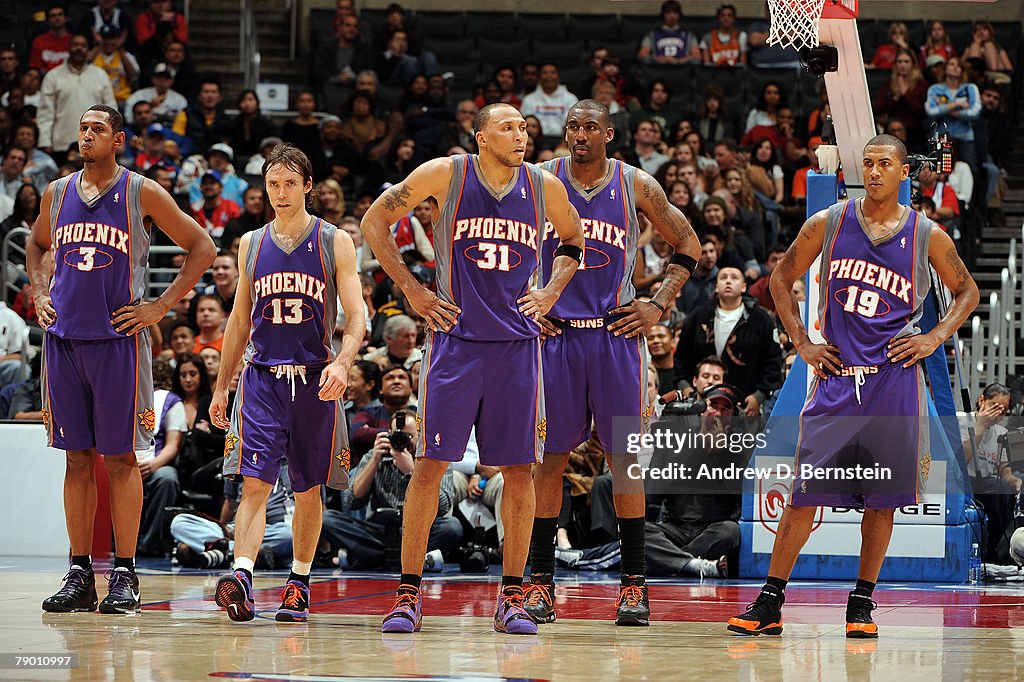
left=790, top=363, right=929, bottom=510
left=224, top=363, right=350, bottom=493
left=417, top=332, right=543, bottom=467
left=42, top=331, right=154, bottom=456
left=541, top=322, right=649, bottom=454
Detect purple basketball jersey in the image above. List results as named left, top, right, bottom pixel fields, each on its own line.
left=244, top=218, right=339, bottom=367
left=48, top=168, right=149, bottom=340
left=432, top=155, right=547, bottom=341
left=539, top=158, right=639, bottom=318
left=818, top=200, right=933, bottom=367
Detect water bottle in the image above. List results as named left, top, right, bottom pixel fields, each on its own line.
left=968, top=542, right=981, bottom=584
left=479, top=477, right=488, bottom=490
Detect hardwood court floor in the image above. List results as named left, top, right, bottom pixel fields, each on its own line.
left=3, top=559, right=1024, bottom=681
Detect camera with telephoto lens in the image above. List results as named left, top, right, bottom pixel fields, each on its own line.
left=662, top=381, right=707, bottom=417
left=908, top=123, right=956, bottom=204
left=459, top=525, right=489, bottom=573
left=388, top=410, right=415, bottom=455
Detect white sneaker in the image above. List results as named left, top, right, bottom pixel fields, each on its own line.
left=423, top=549, right=444, bottom=573
left=685, top=556, right=728, bottom=579
left=554, top=547, right=583, bottom=568
left=983, top=563, right=1021, bottom=580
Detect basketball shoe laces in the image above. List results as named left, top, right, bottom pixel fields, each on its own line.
left=391, top=590, right=419, bottom=611
left=847, top=594, right=877, bottom=621
left=523, top=582, right=552, bottom=608
left=743, top=591, right=780, bottom=622
left=616, top=584, right=644, bottom=608
left=274, top=365, right=307, bottom=401
left=282, top=583, right=305, bottom=609
left=502, top=587, right=525, bottom=610
left=55, top=567, right=90, bottom=597
left=105, top=570, right=133, bottom=598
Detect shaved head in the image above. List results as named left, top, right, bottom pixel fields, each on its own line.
left=473, top=102, right=519, bottom=134
left=568, top=99, right=611, bottom=128
left=864, top=134, right=907, bottom=164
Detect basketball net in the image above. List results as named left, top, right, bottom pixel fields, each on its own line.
left=766, top=0, right=827, bottom=50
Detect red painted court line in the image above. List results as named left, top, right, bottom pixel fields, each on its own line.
left=146, top=576, right=1024, bottom=628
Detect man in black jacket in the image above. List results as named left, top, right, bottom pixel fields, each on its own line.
left=674, top=267, right=782, bottom=416
left=644, top=383, right=747, bottom=577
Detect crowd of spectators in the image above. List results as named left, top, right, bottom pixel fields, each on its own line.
left=0, top=0, right=1020, bottom=573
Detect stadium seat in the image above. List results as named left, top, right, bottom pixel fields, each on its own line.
left=746, top=67, right=803, bottom=112
left=518, top=13, right=568, bottom=41
left=596, top=37, right=641, bottom=68
left=532, top=38, right=587, bottom=68
left=568, top=14, right=620, bottom=42
left=904, top=20, right=927, bottom=51
left=359, top=8, right=389, bottom=35
left=945, top=21, right=974, bottom=53
left=558, top=64, right=589, bottom=96
left=413, top=11, right=466, bottom=38
left=865, top=68, right=890, bottom=100
left=423, top=35, right=476, bottom=64
left=439, top=61, right=481, bottom=92
left=693, top=64, right=744, bottom=103
left=990, top=21, right=1021, bottom=54
left=619, top=15, right=652, bottom=43
left=857, top=19, right=879, bottom=62
left=479, top=37, right=532, bottom=70
left=466, top=11, right=517, bottom=39
left=641, top=64, right=694, bottom=97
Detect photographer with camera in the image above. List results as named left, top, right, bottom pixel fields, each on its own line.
left=644, top=383, right=747, bottom=578
left=321, top=409, right=461, bottom=571
left=961, top=383, right=1020, bottom=563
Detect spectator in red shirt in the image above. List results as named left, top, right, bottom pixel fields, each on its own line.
left=791, top=136, right=823, bottom=203
left=30, top=4, right=72, bottom=73
left=748, top=245, right=786, bottom=314
left=869, top=22, right=911, bottom=70
left=136, top=0, right=188, bottom=46
left=191, top=171, right=241, bottom=243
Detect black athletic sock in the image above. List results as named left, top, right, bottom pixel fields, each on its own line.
left=288, top=571, right=310, bottom=587
left=113, top=557, right=135, bottom=572
left=399, top=573, right=422, bottom=591
left=765, top=576, right=788, bottom=595
left=617, top=516, right=646, bottom=577
left=529, top=517, right=558, bottom=576
left=71, top=555, right=93, bottom=572
left=853, top=579, right=876, bottom=597
left=502, top=575, right=523, bottom=589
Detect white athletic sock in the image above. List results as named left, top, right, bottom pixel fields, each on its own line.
left=292, top=559, right=312, bottom=576
left=234, top=557, right=255, bottom=574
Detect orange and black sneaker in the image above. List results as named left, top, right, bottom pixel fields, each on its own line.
left=727, top=587, right=784, bottom=636
left=615, top=575, right=650, bottom=626
left=845, top=592, right=878, bottom=638
left=275, top=580, right=310, bottom=622
left=523, top=573, right=556, bottom=624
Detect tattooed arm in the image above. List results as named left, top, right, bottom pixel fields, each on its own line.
left=888, top=224, right=979, bottom=367
left=633, top=169, right=701, bottom=311
left=770, top=208, right=843, bottom=375
left=361, top=157, right=461, bottom=331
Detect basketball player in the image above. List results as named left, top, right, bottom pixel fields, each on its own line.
left=727, top=135, right=978, bottom=638
left=209, top=144, right=363, bottom=623
left=28, top=105, right=216, bottom=614
left=525, top=100, right=700, bottom=627
left=363, top=103, right=585, bottom=635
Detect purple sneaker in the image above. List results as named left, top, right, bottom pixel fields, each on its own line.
left=381, top=585, right=422, bottom=633
left=275, top=580, right=310, bottom=622
left=494, top=585, right=538, bottom=635
left=215, top=570, right=255, bottom=622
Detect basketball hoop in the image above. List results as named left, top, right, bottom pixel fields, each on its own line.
left=766, top=0, right=857, bottom=51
